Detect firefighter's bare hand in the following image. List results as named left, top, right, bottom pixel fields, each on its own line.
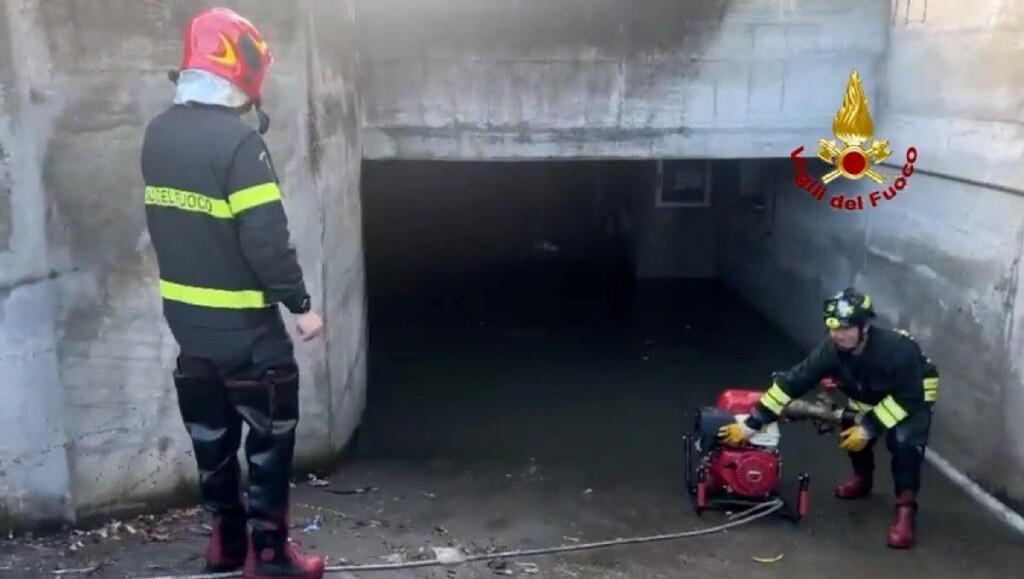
left=296, top=311, right=324, bottom=341
left=839, top=425, right=870, bottom=452
left=718, top=421, right=756, bottom=447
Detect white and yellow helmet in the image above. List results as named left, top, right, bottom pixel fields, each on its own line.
left=823, top=288, right=875, bottom=330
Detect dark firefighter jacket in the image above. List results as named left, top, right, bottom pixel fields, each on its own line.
left=745, top=326, right=939, bottom=437
left=141, top=103, right=308, bottom=336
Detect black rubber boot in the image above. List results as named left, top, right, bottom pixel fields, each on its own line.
left=173, top=369, right=248, bottom=571
left=226, top=365, right=325, bottom=579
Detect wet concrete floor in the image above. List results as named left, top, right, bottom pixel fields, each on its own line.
left=1, top=281, right=1021, bottom=578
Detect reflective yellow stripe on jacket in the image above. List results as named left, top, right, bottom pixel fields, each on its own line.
left=759, top=381, right=792, bottom=415
left=848, top=395, right=909, bottom=429
left=145, top=187, right=233, bottom=218
left=159, top=280, right=269, bottom=309
left=847, top=399, right=873, bottom=413
left=871, top=395, right=909, bottom=428
left=145, top=183, right=282, bottom=218
left=923, top=377, right=938, bottom=402
left=228, top=183, right=282, bottom=214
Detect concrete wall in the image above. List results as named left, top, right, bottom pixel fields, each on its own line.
left=357, top=0, right=890, bottom=160
left=627, top=161, right=741, bottom=279
left=306, top=0, right=367, bottom=460
left=0, top=0, right=365, bottom=531
left=719, top=0, right=1024, bottom=508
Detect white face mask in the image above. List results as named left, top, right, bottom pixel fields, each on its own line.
left=173, top=69, right=251, bottom=109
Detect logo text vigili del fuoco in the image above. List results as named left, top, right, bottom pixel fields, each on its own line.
left=790, top=70, right=918, bottom=211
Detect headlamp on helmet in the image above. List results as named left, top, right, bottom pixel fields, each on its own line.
left=823, top=288, right=875, bottom=330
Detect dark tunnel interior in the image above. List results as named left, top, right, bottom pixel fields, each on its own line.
left=361, top=161, right=638, bottom=329
left=356, top=160, right=799, bottom=482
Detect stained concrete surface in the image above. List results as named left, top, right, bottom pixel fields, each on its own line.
left=876, top=0, right=1024, bottom=505
left=2, top=281, right=1020, bottom=578
left=358, top=0, right=890, bottom=159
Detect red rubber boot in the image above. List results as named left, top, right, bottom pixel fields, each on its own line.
left=228, top=366, right=326, bottom=579
left=204, top=517, right=248, bottom=572
left=834, top=474, right=873, bottom=499
left=243, top=527, right=325, bottom=579
left=887, top=491, right=917, bottom=549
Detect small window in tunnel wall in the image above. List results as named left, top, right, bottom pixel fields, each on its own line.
left=655, top=160, right=712, bottom=208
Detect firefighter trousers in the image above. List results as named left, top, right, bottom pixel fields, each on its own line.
left=171, top=318, right=300, bottom=536
left=847, top=408, right=932, bottom=495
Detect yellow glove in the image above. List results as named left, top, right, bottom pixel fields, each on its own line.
left=839, top=425, right=871, bottom=452
left=718, top=421, right=757, bottom=447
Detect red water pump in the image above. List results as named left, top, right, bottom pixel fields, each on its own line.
left=683, top=389, right=810, bottom=521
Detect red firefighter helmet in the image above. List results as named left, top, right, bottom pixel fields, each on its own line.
left=179, top=8, right=273, bottom=101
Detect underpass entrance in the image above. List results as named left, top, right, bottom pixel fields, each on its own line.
left=355, top=159, right=783, bottom=478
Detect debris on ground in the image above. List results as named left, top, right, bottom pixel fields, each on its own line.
left=324, top=486, right=380, bottom=495
left=303, top=515, right=323, bottom=533
left=514, top=561, right=540, bottom=574
left=53, top=563, right=104, bottom=576
left=431, top=546, right=464, bottom=564
left=466, top=538, right=511, bottom=558
left=752, top=553, right=784, bottom=563
left=307, top=473, right=331, bottom=487
left=85, top=512, right=192, bottom=542
left=55, top=507, right=202, bottom=553
left=294, top=502, right=352, bottom=520
left=485, top=557, right=539, bottom=575
left=487, top=558, right=513, bottom=575
left=376, top=544, right=437, bottom=565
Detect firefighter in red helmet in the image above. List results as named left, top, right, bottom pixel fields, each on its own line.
left=141, top=8, right=326, bottom=578
left=717, top=288, right=939, bottom=549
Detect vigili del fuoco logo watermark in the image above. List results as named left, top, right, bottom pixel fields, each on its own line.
left=790, top=69, right=918, bottom=211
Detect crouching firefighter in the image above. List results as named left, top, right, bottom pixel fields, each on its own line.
left=141, top=7, right=327, bottom=578
left=717, top=288, right=939, bottom=549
